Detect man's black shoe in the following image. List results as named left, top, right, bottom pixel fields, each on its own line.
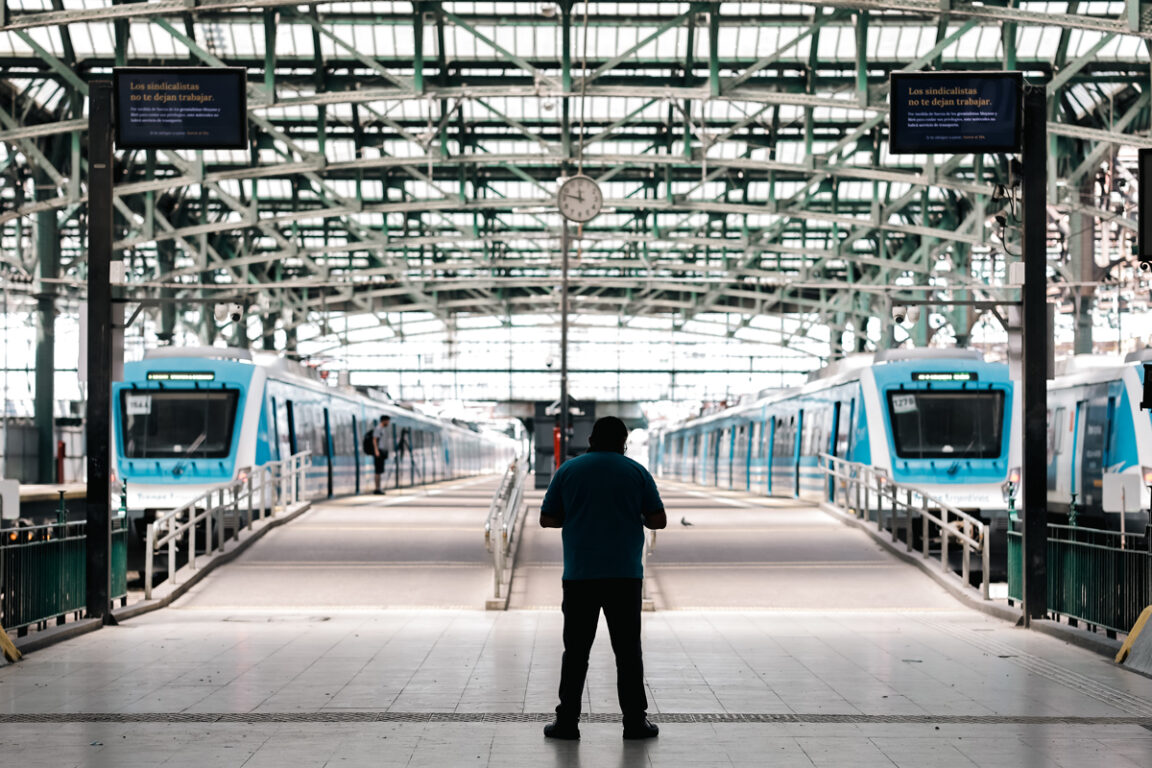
left=543, top=721, right=580, bottom=740
left=622, top=718, right=659, bottom=739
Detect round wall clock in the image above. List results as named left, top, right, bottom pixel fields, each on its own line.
left=557, top=175, right=603, bottom=223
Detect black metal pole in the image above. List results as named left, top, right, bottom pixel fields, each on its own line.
left=560, top=219, right=569, bottom=464
left=1021, top=83, right=1048, bottom=625
left=86, top=81, right=115, bottom=625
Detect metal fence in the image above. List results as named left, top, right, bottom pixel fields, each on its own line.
left=819, top=453, right=991, bottom=599
left=0, top=517, right=128, bottom=633
left=144, top=452, right=311, bottom=599
left=1007, top=523, right=1152, bottom=636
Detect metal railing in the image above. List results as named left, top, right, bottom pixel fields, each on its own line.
left=0, top=517, right=128, bottom=632
left=485, top=458, right=529, bottom=600
left=1008, top=523, right=1152, bottom=636
left=641, top=528, right=656, bottom=602
left=144, top=451, right=311, bottom=599
left=819, top=453, right=991, bottom=599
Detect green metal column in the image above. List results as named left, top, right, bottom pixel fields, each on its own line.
left=262, top=314, right=277, bottom=351
left=707, top=4, right=720, bottom=98
left=156, top=239, right=176, bottom=344
left=35, top=171, right=58, bottom=483
left=1071, top=176, right=1095, bottom=354
left=414, top=3, right=425, bottom=94
left=561, top=0, right=572, bottom=159
left=855, top=12, right=869, bottom=106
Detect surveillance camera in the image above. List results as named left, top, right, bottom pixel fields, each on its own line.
left=545, top=356, right=555, bottom=369
left=213, top=302, right=244, bottom=324
left=891, top=305, right=921, bottom=325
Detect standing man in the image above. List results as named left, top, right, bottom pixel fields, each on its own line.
left=540, top=416, right=666, bottom=741
left=373, top=415, right=392, bottom=494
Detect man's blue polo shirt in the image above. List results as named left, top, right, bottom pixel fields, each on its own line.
left=540, top=451, right=664, bottom=580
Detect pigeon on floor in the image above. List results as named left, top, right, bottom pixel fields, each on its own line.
left=681, top=516, right=693, bottom=526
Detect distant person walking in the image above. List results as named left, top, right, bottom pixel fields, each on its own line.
left=539, top=416, right=667, bottom=741
left=373, top=415, right=392, bottom=494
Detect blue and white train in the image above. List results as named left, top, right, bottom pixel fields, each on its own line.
left=112, top=347, right=519, bottom=564
left=651, top=349, right=1020, bottom=533
left=1046, top=350, right=1152, bottom=533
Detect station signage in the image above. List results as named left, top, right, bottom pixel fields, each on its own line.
left=888, top=72, right=1022, bottom=154
left=113, top=67, right=248, bottom=150
left=911, top=371, right=978, bottom=382
left=146, top=371, right=216, bottom=382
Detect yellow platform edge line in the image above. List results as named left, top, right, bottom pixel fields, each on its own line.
left=0, top=623, right=22, bottom=663
left=1115, top=605, right=1152, bottom=664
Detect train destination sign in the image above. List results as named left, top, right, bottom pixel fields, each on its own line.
left=113, top=67, right=248, bottom=150
left=888, top=72, right=1022, bottom=154
left=146, top=371, right=216, bottom=382
left=911, top=371, right=978, bottom=382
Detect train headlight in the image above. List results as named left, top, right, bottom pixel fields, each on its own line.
left=1142, top=466, right=1152, bottom=486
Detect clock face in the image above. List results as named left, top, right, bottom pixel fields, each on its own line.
left=557, top=175, right=603, bottom=223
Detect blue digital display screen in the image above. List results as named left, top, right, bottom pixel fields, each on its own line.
left=889, top=72, right=1022, bottom=155
left=114, top=67, right=248, bottom=150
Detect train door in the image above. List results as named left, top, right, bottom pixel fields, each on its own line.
left=839, top=399, right=855, bottom=457
left=744, top=423, right=754, bottom=491
left=272, top=397, right=291, bottom=461
left=696, top=432, right=706, bottom=484
left=323, top=408, right=334, bottom=497
left=419, top=430, right=428, bottom=484
left=794, top=410, right=804, bottom=497
left=828, top=402, right=842, bottom=501
left=285, top=400, right=298, bottom=455
left=352, top=415, right=361, bottom=494
left=1069, top=400, right=1085, bottom=503
left=1075, top=386, right=1109, bottom=519
left=765, top=418, right=776, bottom=495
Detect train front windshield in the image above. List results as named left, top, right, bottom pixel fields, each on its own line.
left=887, top=391, right=1004, bottom=459
left=120, top=390, right=240, bottom=459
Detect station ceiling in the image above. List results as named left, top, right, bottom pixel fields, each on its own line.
left=0, top=1, right=1148, bottom=351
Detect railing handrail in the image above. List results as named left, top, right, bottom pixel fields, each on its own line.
left=818, top=452, right=991, bottom=599
left=486, top=458, right=528, bottom=601
left=820, top=453, right=986, bottom=539
left=144, top=450, right=311, bottom=599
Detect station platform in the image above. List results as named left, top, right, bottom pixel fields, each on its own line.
left=2, top=475, right=1151, bottom=767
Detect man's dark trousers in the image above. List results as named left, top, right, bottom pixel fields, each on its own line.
left=556, top=578, right=647, bottom=722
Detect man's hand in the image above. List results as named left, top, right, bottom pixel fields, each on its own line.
left=643, top=510, right=667, bottom=530
left=540, top=514, right=564, bottom=528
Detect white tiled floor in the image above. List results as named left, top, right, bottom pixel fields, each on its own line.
left=3, top=608, right=1152, bottom=766
left=4, top=480, right=1152, bottom=766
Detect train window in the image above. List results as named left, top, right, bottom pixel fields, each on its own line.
left=331, top=411, right=354, bottom=456
left=313, top=406, right=328, bottom=457
left=1047, top=407, right=1066, bottom=455
left=120, top=389, right=240, bottom=459
left=888, top=390, right=1005, bottom=459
